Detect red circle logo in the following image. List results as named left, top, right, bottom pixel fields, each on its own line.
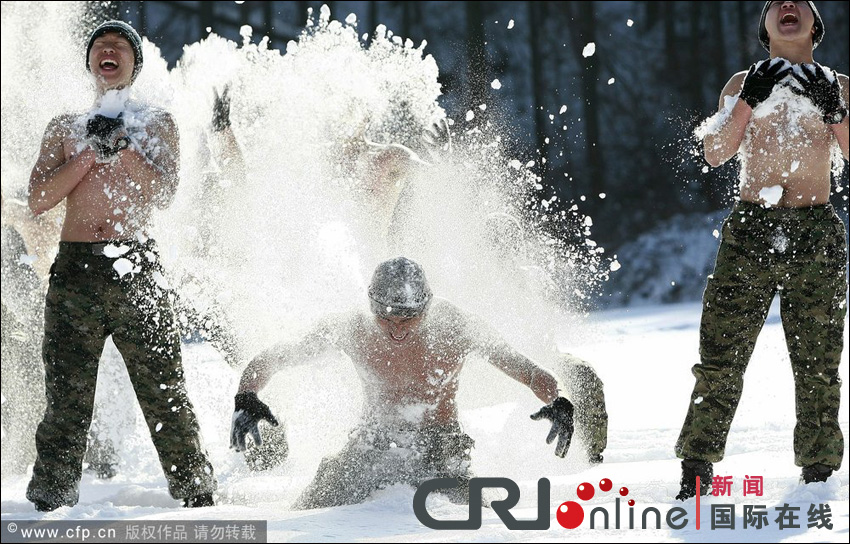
left=576, top=483, right=595, bottom=501
left=555, top=501, right=585, bottom=529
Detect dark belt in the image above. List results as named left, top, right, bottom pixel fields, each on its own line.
left=733, top=200, right=835, bottom=220
left=57, top=240, right=156, bottom=257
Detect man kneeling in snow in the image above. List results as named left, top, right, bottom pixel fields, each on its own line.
left=231, top=257, right=607, bottom=509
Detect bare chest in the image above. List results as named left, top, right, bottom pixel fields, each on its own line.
left=352, top=332, right=464, bottom=399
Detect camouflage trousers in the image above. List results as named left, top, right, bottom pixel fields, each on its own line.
left=555, top=355, right=608, bottom=462
left=26, top=241, right=216, bottom=509
left=676, top=202, right=847, bottom=469
left=295, top=421, right=474, bottom=509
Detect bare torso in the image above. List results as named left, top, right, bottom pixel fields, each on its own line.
left=246, top=300, right=557, bottom=430
left=333, top=140, right=412, bottom=235
left=720, top=69, right=849, bottom=207
left=31, top=103, right=178, bottom=242
left=60, top=149, right=154, bottom=242
left=739, top=87, right=835, bottom=207
left=343, top=302, right=470, bottom=427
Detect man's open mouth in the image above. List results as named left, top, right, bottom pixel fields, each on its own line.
left=99, top=59, right=119, bottom=72
left=780, top=13, right=799, bottom=25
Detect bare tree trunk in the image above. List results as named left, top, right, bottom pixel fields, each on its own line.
left=578, top=1, right=603, bottom=199
left=710, top=4, right=727, bottom=102
left=686, top=3, right=705, bottom=111
left=297, top=1, right=310, bottom=24
left=263, top=1, right=273, bottom=39
left=402, top=1, right=412, bottom=39
left=200, top=2, right=214, bottom=35
left=137, top=2, right=147, bottom=36
left=663, top=1, right=677, bottom=75
left=465, top=1, right=489, bottom=120
left=737, top=1, right=750, bottom=67
left=528, top=1, right=548, bottom=164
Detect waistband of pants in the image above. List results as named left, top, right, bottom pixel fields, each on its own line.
left=356, top=420, right=464, bottom=437
left=732, top=200, right=836, bottom=221
left=57, top=239, right=157, bottom=257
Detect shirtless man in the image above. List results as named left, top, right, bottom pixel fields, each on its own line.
left=231, top=257, right=583, bottom=509
left=176, top=84, right=248, bottom=367
left=675, top=1, right=848, bottom=499
left=25, top=20, right=216, bottom=511
left=328, top=107, right=451, bottom=239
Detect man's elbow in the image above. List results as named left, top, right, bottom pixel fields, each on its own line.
left=154, top=191, right=176, bottom=210
left=28, top=193, right=48, bottom=217
left=154, top=176, right=179, bottom=209
left=704, top=150, right=726, bottom=169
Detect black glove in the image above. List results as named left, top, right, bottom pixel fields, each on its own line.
left=740, top=59, right=792, bottom=109
left=421, top=117, right=452, bottom=161
left=791, top=63, right=847, bottom=125
left=530, top=396, right=574, bottom=458
left=230, top=391, right=279, bottom=452
left=86, top=114, right=130, bottom=158
left=212, top=86, right=232, bottom=132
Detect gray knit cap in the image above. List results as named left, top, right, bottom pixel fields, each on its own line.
left=368, top=257, right=433, bottom=318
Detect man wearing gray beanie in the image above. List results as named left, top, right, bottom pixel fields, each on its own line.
left=230, top=257, right=608, bottom=509
left=674, top=1, right=848, bottom=501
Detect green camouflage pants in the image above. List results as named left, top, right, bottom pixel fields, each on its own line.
left=26, top=241, right=216, bottom=509
left=2, top=226, right=45, bottom=477
left=295, top=421, right=474, bottom=509
left=676, top=202, right=847, bottom=469
left=555, top=355, right=608, bottom=462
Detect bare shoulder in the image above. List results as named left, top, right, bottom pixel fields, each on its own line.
left=837, top=74, right=850, bottom=103
left=426, top=298, right=479, bottom=338
left=145, top=108, right=178, bottom=133
left=713, top=70, right=747, bottom=111
left=43, top=113, right=77, bottom=138
left=319, top=311, right=359, bottom=332
left=428, top=298, right=465, bottom=321
left=722, top=71, right=748, bottom=98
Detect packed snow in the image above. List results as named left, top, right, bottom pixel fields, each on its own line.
left=2, top=302, right=847, bottom=542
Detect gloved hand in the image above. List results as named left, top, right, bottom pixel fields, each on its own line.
left=212, top=85, right=232, bottom=132
left=790, top=63, right=847, bottom=124
left=230, top=391, right=279, bottom=452
left=530, top=396, right=574, bottom=458
left=740, top=58, right=792, bottom=109
left=86, top=114, right=130, bottom=159
left=421, top=117, right=452, bottom=161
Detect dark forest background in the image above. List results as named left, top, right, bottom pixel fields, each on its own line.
left=92, top=1, right=850, bottom=255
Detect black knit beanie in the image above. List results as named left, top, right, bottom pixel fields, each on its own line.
left=758, top=1, right=824, bottom=51
left=85, top=20, right=144, bottom=81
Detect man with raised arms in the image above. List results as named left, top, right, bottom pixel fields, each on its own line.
left=675, top=1, right=848, bottom=500
left=231, top=257, right=607, bottom=508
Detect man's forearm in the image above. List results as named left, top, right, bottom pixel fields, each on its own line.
left=829, top=117, right=849, bottom=160
left=529, top=368, right=559, bottom=404
left=238, top=355, right=278, bottom=394
left=121, top=149, right=179, bottom=208
left=704, top=99, right=752, bottom=167
left=489, top=348, right=560, bottom=404
left=29, top=151, right=96, bottom=215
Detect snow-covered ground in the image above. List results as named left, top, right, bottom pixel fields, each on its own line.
left=2, top=300, right=847, bottom=542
